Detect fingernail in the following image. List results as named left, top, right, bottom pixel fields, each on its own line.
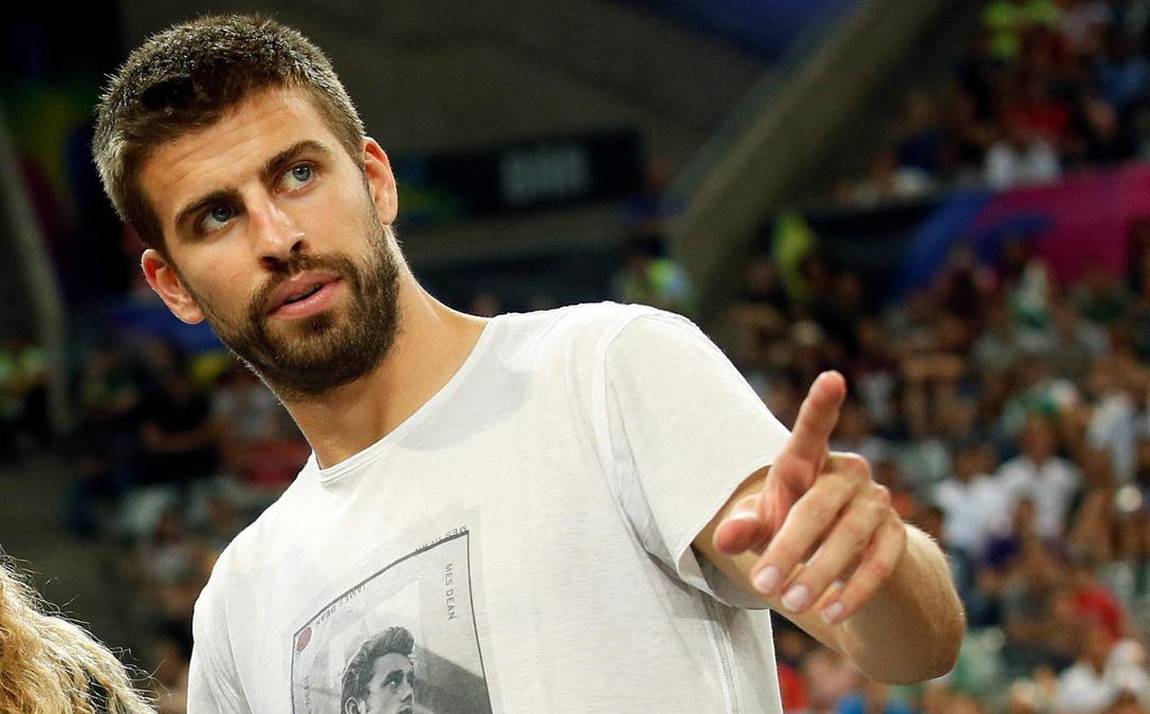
left=729, top=507, right=759, bottom=523
left=782, top=584, right=810, bottom=612
left=753, top=566, right=781, bottom=594
left=821, top=602, right=844, bottom=624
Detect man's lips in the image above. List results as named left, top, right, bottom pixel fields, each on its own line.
left=266, top=272, right=342, bottom=317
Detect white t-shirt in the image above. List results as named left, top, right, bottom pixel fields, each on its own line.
left=984, top=139, right=1061, bottom=190
left=1055, top=641, right=1150, bottom=714
left=188, top=303, right=792, bottom=713
left=932, top=473, right=1011, bottom=555
left=996, top=455, right=1081, bottom=540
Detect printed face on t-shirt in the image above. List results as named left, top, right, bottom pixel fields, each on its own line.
left=360, top=653, right=414, bottom=714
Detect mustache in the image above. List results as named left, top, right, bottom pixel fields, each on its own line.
left=248, top=253, right=360, bottom=318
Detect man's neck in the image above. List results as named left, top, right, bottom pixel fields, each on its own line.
left=282, top=279, right=488, bottom=469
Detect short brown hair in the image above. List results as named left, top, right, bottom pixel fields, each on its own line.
left=92, top=14, right=365, bottom=252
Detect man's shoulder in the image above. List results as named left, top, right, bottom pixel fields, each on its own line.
left=491, top=301, right=675, bottom=362
left=194, top=482, right=304, bottom=613
left=506, top=301, right=662, bottom=335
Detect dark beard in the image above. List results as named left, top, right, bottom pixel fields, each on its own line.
left=186, top=212, right=400, bottom=402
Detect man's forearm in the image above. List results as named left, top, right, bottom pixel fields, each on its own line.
left=835, top=525, right=965, bottom=684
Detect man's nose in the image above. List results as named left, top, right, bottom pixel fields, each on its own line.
left=250, top=196, right=305, bottom=268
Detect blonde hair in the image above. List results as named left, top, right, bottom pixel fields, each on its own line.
left=0, top=557, right=155, bottom=714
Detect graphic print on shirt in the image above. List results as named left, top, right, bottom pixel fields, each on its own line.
left=291, top=529, right=493, bottom=714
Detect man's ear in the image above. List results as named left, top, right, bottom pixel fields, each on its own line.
left=362, top=137, right=398, bottom=225
left=141, top=249, right=205, bottom=324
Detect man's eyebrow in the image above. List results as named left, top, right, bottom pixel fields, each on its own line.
left=261, top=140, right=331, bottom=183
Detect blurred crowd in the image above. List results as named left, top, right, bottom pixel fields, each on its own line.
left=714, top=228, right=1150, bottom=712
left=56, top=333, right=309, bottom=710
left=0, top=339, right=47, bottom=457
left=839, top=0, right=1150, bottom=205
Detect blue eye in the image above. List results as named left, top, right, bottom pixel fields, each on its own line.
left=210, top=205, right=234, bottom=223
left=283, top=163, right=314, bottom=190
left=199, top=204, right=235, bottom=233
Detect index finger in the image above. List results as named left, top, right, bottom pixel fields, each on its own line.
left=765, top=371, right=848, bottom=538
left=781, top=371, right=846, bottom=466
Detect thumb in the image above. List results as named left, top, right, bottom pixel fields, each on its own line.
left=714, top=491, right=778, bottom=555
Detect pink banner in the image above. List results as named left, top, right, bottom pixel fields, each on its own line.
left=967, top=163, right=1150, bottom=286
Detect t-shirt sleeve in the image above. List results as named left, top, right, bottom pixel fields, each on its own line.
left=187, top=578, right=250, bottom=713
left=601, top=309, right=791, bottom=608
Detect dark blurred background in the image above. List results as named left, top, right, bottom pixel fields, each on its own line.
left=5, top=1, right=1150, bottom=711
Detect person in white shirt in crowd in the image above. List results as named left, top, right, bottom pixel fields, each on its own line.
left=998, top=414, right=1082, bottom=541
left=1056, top=622, right=1150, bottom=713
left=1085, top=358, right=1140, bottom=485
left=934, top=441, right=1011, bottom=557
left=985, top=116, right=1062, bottom=190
